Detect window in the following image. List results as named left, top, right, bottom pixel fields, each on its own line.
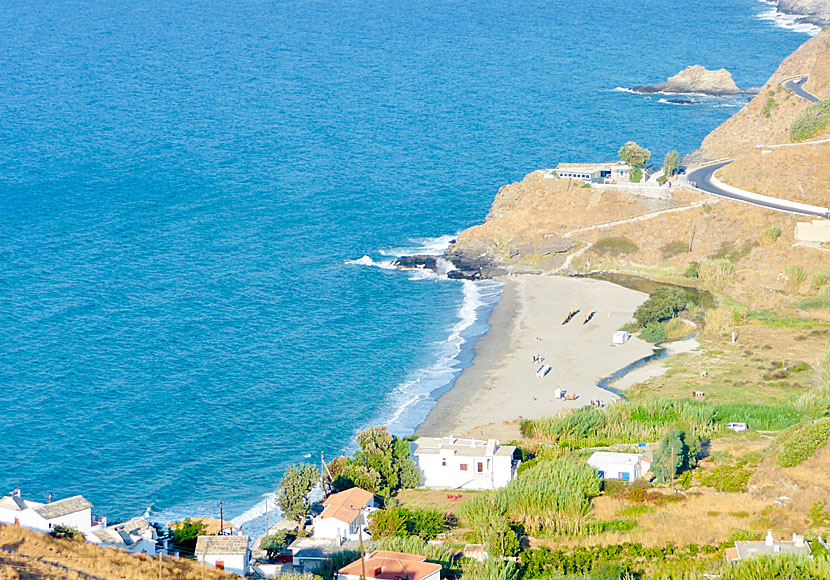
left=441, top=458, right=447, bottom=467
left=487, top=459, right=491, bottom=470
left=477, top=463, right=483, bottom=473
left=460, top=464, right=468, bottom=471
left=216, top=561, right=225, bottom=571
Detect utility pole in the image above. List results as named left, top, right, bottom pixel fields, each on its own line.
left=358, top=507, right=367, bottom=580
left=219, top=501, right=224, bottom=536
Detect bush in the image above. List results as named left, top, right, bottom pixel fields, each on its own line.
left=777, top=419, right=830, bottom=467
left=812, top=270, right=829, bottom=291
left=700, top=465, right=752, bottom=492
left=786, top=264, right=808, bottom=292
left=759, top=225, right=781, bottom=245
left=630, top=167, right=643, bottom=183
left=762, top=96, right=778, bottom=118
left=170, top=518, right=206, bottom=552
left=698, top=258, right=734, bottom=291
left=790, top=99, right=830, bottom=141
left=683, top=261, right=700, bottom=278
left=593, top=237, right=638, bottom=256
left=49, top=525, right=83, bottom=541
left=634, top=286, right=690, bottom=327
left=260, top=530, right=296, bottom=560
left=661, top=241, right=689, bottom=260
left=641, top=322, right=666, bottom=343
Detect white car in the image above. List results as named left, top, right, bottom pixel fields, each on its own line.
left=727, top=422, right=748, bottom=432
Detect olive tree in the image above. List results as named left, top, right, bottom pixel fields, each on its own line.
left=276, top=464, right=320, bottom=523
left=618, top=141, right=651, bottom=167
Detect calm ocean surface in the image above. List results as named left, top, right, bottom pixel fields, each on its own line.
left=0, top=0, right=809, bottom=529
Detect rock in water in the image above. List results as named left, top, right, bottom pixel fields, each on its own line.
left=632, top=65, right=746, bottom=96
left=393, top=255, right=438, bottom=270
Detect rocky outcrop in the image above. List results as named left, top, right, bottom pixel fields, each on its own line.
left=777, top=0, right=830, bottom=26
left=633, top=65, right=753, bottom=96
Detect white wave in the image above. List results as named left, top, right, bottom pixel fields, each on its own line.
left=369, top=279, right=503, bottom=437
left=612, top=87, right=639, bottom=94
left=756, top=7, right=821, bottom=35
left=230, top=491, right=279, bottom=528
left=344, top=255, right=396, bottom=269
left=379, top=234, right=456, bottom=257
left=714, top=103, right=742, bottom=108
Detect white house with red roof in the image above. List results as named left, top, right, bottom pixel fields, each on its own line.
left=312, top=487, right=376, bottom=543
left=337, top=551, right=441, bottom=580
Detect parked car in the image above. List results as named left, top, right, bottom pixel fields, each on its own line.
left=727, top=422, right=748, bottom=432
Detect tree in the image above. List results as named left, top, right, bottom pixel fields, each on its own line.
left=276, top=464, right=320, bottom=523
left=618, top=141, right=651, bottom=167
left=652, top=428, right=690, bottom=483
left=171, top=518, right=206, bottom=553
left=634, top=287, right=689, bottom=327
left=336, top=427, right=421, bottom=496
left=664, top=150, right=680, bottom=177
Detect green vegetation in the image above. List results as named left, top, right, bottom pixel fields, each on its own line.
left=709, top=240, right=756, bottom=263
left=618, top=141, right=651, bottom=167
left=277, top=464, right=320, bottom=523
left=762, top=96, right=778, bottom=118
left=786, top=264, right=808, bottom=292
left=641, top=322, right=666, bottom=343
left=170, top=518, right=206, bottom=553
left=48, top=524, right=83, bottom=541
left=461, top=493, right=521, bottom=557
left=374, top=536, right=454, bottom=570
left=699, top=453, right=757, bottom=493
left=663, top=150, right=679, bottom=178
left=634, top=287, right=691, bottom=327
left=629, top=167, right=643, bottom=183
left=461, top=558, right=519, bottom=580
left=813, top=271, right=829, bottom=291
left=759, top=225, right=781, bottom=245
left=821, top=347, right=830, bottom=387
left=260, top=530, right=297, bottom=560
left=660, top=240, right=688, bottom=260
left=593, top=237, right=638, bottom=256
left=652, top=428, right=696, bottom=482
left=683, top=261, right=700, bottom=278
left=368, top=505, right=452, bottom=540
left=777, top=419, right=830, bottom=467
left=790, top=98, right=830, bottom=141
left=722, top=554, right=830, bottom=579
left=698, top=258, right=734, bottom=291
left=330, top=426, right=421, bottom=497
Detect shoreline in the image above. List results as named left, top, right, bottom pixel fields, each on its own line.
left=417, top=274, right=657, bottom=441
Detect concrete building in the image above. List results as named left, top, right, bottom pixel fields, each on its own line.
left=795, top=220, right=830, bottom=243
left=93, top=518, right=161, bottom=556
left=0, top=490, right=99, bottom=538
left=412, top=437, right=517, bottom=490
left=195, top=535, right=250, bottom=576
left=312, top=487, right=376, bottom=543
left=288, top=537, right=357, bottom=573
left=553, top=162, right=631, bottom=183
left=725, top=530, right=812, bottom=563
left=337, top=551, right=441, bottom=580
left=587, top=452, right=651, bottom=481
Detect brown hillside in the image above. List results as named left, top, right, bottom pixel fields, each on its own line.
left=0, top=524, right=235, bottom=580
left=701, top=28, right=830, bottom=158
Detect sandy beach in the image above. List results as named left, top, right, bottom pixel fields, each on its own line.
left=417, top=274, right=656, bottom=440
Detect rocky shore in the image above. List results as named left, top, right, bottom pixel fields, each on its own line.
left=777, top=0, right=830, bottom=26
left=631, top=65, right=758, bottom=96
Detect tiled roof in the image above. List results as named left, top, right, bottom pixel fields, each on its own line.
left=33, top=496, right=92, bottom=520
left=338, top=552, right=440, bottom=580
left=724, top=547, right=740, bottom=562
left=318, top=487, right=374, bottom=523
left=194, top=535, right=250, bottom=556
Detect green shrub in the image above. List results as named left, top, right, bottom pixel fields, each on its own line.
left=683, top=261, right=700, bottom=278
left=630, top=167, right=643, bottom=183
left=698, top=258, right=734, bottom=291
left=661, top=240, right=689, bottom=259
left=777, top=419, right=830, bottom=467
left=49, top=524, right=83, bottom=540
left=759, top=225, right=781, bottom=245
left=715, top=403, right=800, bottom=430
left=641, top=322, right=666, bottom=343
left=786, top=264, right=808, bottom=292
left=634, top=286, right=690, bottom=327
left=593, top=237, right=639, bottom=256
left=700, top=465, right=752, bottom=492
left=813, top=270, right=829, bottom=291
left=260, top=530, right=296, bottom=559
left=790, top=99, right=830, bottom=141
left=762, top=96, right=778, bottom=118
left=368, top=506, right=451, bottom=540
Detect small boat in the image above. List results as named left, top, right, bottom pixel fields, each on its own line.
left=536, top=365, right=552, bottom=378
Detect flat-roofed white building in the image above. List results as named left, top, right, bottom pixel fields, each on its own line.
left=553, top=162, right=631, bottom=183
left=587, top=452, right=650, bottom=482
left=412, top=437, right=517, bottom=490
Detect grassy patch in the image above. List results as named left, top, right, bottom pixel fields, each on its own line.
left=745, top=309, right=830, bottom=328
left=777, top=419, right=830, bottom=467
left=661, top=240, right=689, bottom=260
left=593, top=236, right=639, bottom=256
left=790, top=98, right=830, bottom=141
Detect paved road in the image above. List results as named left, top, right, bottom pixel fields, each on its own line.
left=685, top=161, right=830, bottom=218
left=783, top=76, right=821, bottom=104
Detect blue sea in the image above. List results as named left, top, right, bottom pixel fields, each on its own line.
left=0, top=0, right=811, bottom=532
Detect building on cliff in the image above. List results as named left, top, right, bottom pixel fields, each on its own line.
left=412, top=437, right=518, bottom=490
left=553, top=162, right=631, bottom=183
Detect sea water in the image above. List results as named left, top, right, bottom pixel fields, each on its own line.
left=0, top=0, right=811, bottom=530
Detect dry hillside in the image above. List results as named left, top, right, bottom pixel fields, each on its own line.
left=0, top=524, right=235, bottom=580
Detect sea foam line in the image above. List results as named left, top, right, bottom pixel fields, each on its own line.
left=756, top=5, right=821, bottom=35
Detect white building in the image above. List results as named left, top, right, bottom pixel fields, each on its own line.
left=0, top=491, right=98, bottom=538
left=725, top=531, right=812, bottom=563
left=553, top=162, right=631, bottom=183
left=195, top=535, right=250, bottom=576
left=337, top=551, right=441, bottom=580
left=412, top=437, right=517, bottom=490
left=587, top=452, right=651, bottom=481
left=93, top=518, right=160, bottom=556
left=312, top=487, right=376, bottom=543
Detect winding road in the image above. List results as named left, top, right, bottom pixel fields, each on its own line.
left=783, top=76, right=821, bottom=104
left=685, top=161, right=830, bottom=218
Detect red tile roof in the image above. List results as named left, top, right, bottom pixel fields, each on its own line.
left=318, top=488, right=374, bottom=523
left=338, top=552, right=440, bottom=580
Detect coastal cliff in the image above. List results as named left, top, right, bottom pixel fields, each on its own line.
left=632, top=65, right=747, bottom=95
left=778, top=0, right=830, bottom=25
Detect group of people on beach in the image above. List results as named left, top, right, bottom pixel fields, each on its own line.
left=531, top=354, right=545, bottom=363
left=589, top=399, right=606, bottom=408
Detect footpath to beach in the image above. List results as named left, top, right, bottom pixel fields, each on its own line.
left=417, top=275, right=656, bottom=440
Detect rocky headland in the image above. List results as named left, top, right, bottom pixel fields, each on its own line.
left=632, top=65, right=757, bottom=96
left=777, top=0, right=830, bottom=26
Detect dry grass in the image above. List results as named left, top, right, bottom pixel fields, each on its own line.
left=0, top=524, right=236, bottom=580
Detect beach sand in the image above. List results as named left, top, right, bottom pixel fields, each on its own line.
left=417, top=274, right=656, bottom=440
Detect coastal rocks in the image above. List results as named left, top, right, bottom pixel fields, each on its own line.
left=393, top=255, right=438, bottom=270
left=632, top=65, right=752, bottom=96
left=777, top=0, right=830, bottom=26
